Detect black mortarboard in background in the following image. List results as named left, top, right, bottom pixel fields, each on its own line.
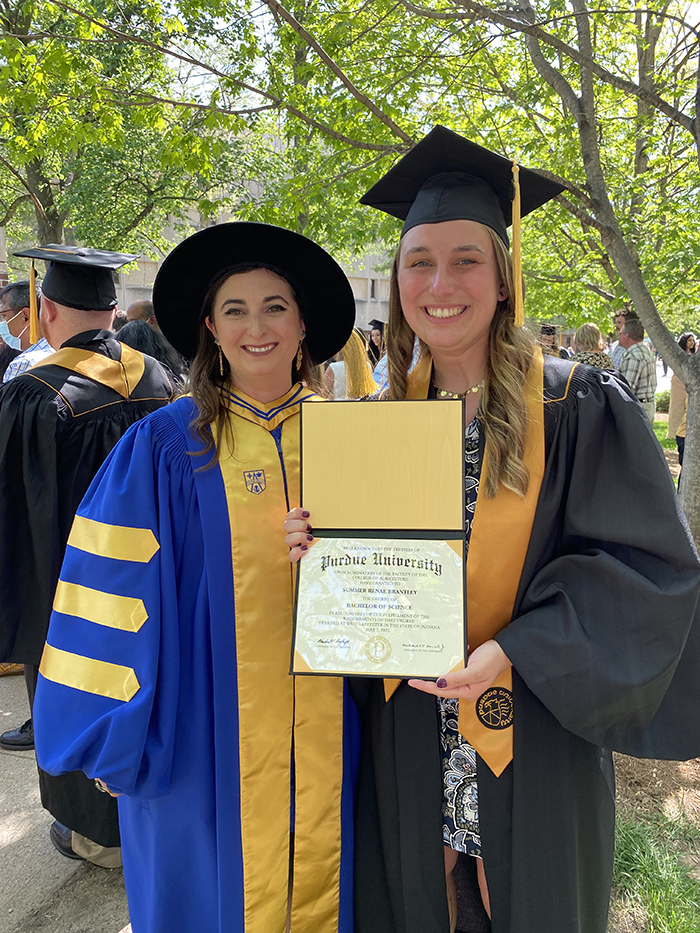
left=361, top=125, right=564, bottom=325
left=368, top=319, right=385, bottom=333
left=13, top=245, right=137, bottom=318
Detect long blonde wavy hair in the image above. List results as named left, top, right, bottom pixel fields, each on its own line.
left=187, top=264, right=321, bottom=468
left=341, top=328, right=378, bottom=398
left=386, top=227, right=534, bottom=498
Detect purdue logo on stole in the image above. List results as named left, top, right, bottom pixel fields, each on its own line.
left=476, top=687, right=514, bottom=730
left=243, top=470, right=266, bottom=495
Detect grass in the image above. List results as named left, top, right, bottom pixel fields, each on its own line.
left=653, top=421, right=677, bottom=451
left=613, top=812, right=700, bottom=932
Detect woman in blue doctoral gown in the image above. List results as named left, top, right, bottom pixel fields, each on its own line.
left=33, top=223, right=358, bottom=933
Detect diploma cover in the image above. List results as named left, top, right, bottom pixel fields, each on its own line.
left=292, top=399, right=466, bottom=678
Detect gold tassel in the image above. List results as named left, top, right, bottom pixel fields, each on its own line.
left=296, top=338, right=304, bottom=372
left=29, top=260, right=40, bottom=345
left=216, top=340, right=224, bottom=376
left=511, top=161, right=524, bottom=328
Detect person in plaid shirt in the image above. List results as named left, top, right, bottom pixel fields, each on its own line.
left=618, top=318, right=657, bottom=422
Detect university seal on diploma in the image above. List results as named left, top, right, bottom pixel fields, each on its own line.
left=292, top=399, right=467, bottom=679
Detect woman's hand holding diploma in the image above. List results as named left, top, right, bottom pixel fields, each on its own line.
left=408, top=640, right=512, bottom=701
left=285, top=507, right=315, bottom=562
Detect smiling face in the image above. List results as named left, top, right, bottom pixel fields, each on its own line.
left=397, top=220, right=506, bottom=363
left=687, top=335, right=696, bottom=353
left=205, top=267, right=304, bottom=401
left=370, top=328, right=382, bottom=347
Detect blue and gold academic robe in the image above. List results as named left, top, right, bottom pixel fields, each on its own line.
left=34, top=386, right=359, bottom=933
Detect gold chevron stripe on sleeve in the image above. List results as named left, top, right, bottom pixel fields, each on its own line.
left=39, top=644, right=140, bottom=702
left=68, top=515, right=160, bottom=563
left=53, top=581, right=149, bottom=633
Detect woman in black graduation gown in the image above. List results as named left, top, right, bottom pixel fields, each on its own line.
left=286, top=126, right=700, bottom=933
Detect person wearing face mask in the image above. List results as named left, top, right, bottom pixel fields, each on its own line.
left=0, top=281, right=54, bottom=382
left=0, top=245, right=174, bottom=869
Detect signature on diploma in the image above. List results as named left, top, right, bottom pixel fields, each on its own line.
left=403, top=643, right=445, bottom=652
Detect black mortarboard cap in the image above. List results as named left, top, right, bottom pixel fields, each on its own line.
left=13, top=244, right=136, bottom=313
left=360, top=125, right=564, bottom=246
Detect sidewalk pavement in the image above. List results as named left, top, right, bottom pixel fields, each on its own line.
left=656, top=358, right=672, bottom=395
left=0, top=672, right=130, bottom=933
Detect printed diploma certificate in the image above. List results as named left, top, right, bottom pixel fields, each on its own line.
left=292, top=400, right=466, bottom=678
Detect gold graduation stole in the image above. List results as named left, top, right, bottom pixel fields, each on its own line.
left=216, top=385, right=345, bottom=933
left=385, top=350, right=545, bottom=777
left=29, top=344, right=146, bottom=398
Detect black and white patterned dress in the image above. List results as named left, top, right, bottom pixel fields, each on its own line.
left=438, top=416, right=483, bottom=857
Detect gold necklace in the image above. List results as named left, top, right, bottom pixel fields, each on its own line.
left=432, top=380, right=485, bottom=399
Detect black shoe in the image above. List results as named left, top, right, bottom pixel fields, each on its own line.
left=0, top=718, right=34, bottom=750
left=49, top=821, right=85, bottom=861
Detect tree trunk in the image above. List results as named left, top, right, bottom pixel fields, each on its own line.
left=24, top=160, right=65, bottom=244
left=681, top=381, right=700, bottom=544
left=603, top=232, right=700, bottom=541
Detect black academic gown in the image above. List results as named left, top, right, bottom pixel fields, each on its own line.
left=352, top=357, right=700, bottom=933
left=0, top=344, right=20, bottom=381
left=0, top=329, right=173, bottom=845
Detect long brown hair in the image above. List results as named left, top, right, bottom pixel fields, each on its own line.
left=188, top=264, right=321, bottom=467
left=387, top=228, right=534, bottom=498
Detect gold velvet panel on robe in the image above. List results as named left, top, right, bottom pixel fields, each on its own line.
left=215, top=386, right=345, bottom=932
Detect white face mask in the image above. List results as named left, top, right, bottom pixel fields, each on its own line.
left=0, top=309, right=28, bottom=351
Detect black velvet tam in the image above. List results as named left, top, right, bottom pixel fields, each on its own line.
left=360, top=125, right=564, bottom=245
left=14, top=245, right=137, bottom=312
left=153, top=222, right=356, bottom=364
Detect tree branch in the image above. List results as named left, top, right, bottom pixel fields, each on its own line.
left=46, top=1, right=402, bottom=153
left=397, top=0, right=695, bottom=137
left=260, top=0, right=414, bottom=144
left=113, top=201, right=158, bottom=242
left=0, top=192, right=31, bottom=227
left=523, top=266, right=615, bottom=301
left=554, top=193, right=608, bottom=235
left=518, top=12, right=581, bottom=118
left=106, top=94, right=276, bottom=118
left=571, top=0, right=595, bottom=112
left=0, top=154, right=48, bottom=220
left=534, top=169, right=595, bottom=211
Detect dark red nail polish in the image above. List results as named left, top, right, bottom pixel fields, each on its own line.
left=302, top=510, right=310, bottom=518
left=307, top=535, right=313, bottom=542
left=306, top=525, right=313, bottom=533
left=301, top=545, right=308, bottom=551
left=436, top=677, right=447, bottom=688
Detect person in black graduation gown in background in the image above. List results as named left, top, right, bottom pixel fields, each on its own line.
left=286, top=127, right=700, bottom=933
left=367, top=318, right=385, bottom=368
left=0, top=341, right=19, bottom=381
left=0, top=245, right=173, bottom=865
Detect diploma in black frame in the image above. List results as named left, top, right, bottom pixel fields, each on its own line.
left=292, top=399, right=466, bottom=679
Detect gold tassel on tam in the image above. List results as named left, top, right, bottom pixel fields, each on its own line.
left=29, top=260, right=40, bottom=345
left=511, top=161, right=524, bottom=328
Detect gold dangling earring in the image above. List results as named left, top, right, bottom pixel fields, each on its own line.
left=215, top=338, right=224, bottom=376
left=296, top=333, right=306, bottom=372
